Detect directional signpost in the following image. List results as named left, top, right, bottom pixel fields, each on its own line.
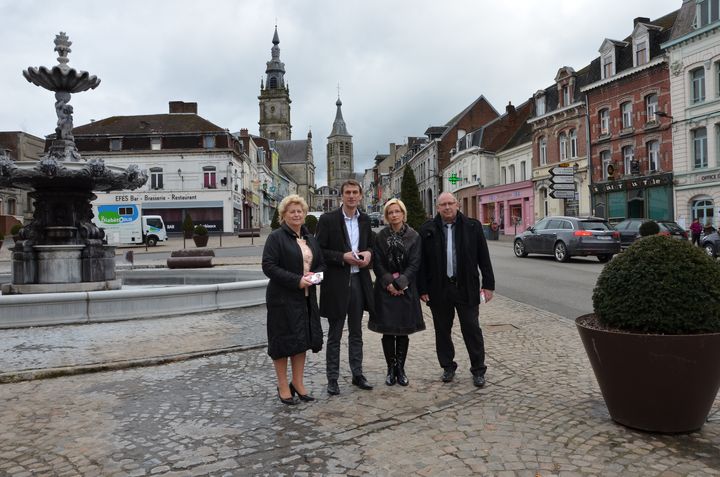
left=549, top=163, right=576, bottom=200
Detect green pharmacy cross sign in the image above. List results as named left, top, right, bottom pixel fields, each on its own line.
left=448, top=173, right=463, bottom=185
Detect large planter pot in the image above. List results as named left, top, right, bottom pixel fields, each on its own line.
left=576, top=314, right=720, bottom=433
left=192, top=234, right=209, bottom=247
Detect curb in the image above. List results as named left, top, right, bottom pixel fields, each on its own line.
left=0, top=342, right=267, bottom=384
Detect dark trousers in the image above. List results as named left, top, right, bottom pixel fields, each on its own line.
left=692, top=232, right=701, bottom=247
left=429, top=280, right=486, bottom=376
left=326, top=274, right=365, bottom=380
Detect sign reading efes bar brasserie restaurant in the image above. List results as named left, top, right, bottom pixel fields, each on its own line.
left=590, top=173, right=673, bottom=194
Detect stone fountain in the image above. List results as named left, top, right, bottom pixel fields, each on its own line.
left=0, top=32, right=147, bottom=294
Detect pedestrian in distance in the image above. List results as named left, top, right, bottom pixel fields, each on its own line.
left=370, top=199, right=425, bottom=387
left=418, top=192, right=495, bottom=388
left=316, top=179, right=375, bottom=396
left=262, top=194, right=325, bottom=405
left=690, top=217, right=703, bottom=247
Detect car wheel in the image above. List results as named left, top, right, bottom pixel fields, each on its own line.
left=703, top=243, right=716, bottom=258
left=597, top=254, right=612, bottom=263
left=513, top=239, right=527, bottom=257
left=554, top=242, right=569, bottom=262
left=146, top=236, right=158, bottom=247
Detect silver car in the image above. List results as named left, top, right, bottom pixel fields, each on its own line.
left=513, top=216, right=621, bottom=262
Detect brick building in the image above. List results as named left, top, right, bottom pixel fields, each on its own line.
left=582, top=12, right=679, bottom=221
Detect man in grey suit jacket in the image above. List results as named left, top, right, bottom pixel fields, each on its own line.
left=316, top=179, right=375, bottom=395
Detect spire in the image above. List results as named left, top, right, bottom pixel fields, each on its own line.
left=331, top=96, right=350, bottom=136
left=264, top=25, right=286, bottom=90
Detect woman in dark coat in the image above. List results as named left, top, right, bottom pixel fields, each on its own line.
left=262, top=194, right=325, bottom=405
left=370, top=198, right=425, bottom=387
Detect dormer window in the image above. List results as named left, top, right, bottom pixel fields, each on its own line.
left=635, top=40, right=648, bottom=66
left=110, top=138, right=122, bottom=151
left=602, top=54, right=614, bottom=79
left=150, top=137, right=162, bottom=150
left=562, top=85, right=570, bottom=107
left=695, top=0, right=720, bottom=29
left=536, top=95, right=546, bottom=116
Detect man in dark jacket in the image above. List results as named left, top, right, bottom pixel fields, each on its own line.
left=418, top=192, right=495, bottom=387
left=316, top=179, right=375, bottom=395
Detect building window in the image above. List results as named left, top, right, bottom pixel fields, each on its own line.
left=647, top=140, right=659, bottom=172
left=621, top=102, right=633, bottom=129
left=536, top=96, right=545, bottom=116
left=691, top=67, right=706, bottom=104
left=601, top=150, right=611, bottom=180
left=150, top=138, right=161, bottom=151
left=562, top=85, right=570, bottom=106
left=693, top=127, right=708, bottom=168
left=150, top=167, right=164, bottom=190
left=570, top=129, right=577, bottom=158
left=509, top=165, right=516, bottom=183
left=203, top=166, right=217, bottom=188
left=110, top=138, right=122, bottom=151
left=269, top=77, right=278, bottom=89
left=501, top=166, right=507, bottom=184
left=599, top=108, right=610, bottom=135
left=520, top=160, right=527, bottom=181
left=622, top=145, right=634, bottom=174
left=696, top=0, right=720, bottom=28
left=7, top=198, right=16, bottom=215
left=559, top=133, right=568, bottom=161
left=645, top=94, right=658, bottom=122
left=635, top=41, right=647, bottom=66
left=602, top=54, right=613, bottom=79
left=203, top=135, right=216, bottom=149
left=693, top=198, right=715, bottom=227
left=539, top=137, right=547, bottom=165
left=716, top=62, right=720, bottom=97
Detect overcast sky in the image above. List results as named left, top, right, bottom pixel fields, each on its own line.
left=1, top=0, right=680, bottom=186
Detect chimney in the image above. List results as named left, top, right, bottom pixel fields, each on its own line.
left=169, top=101, right=198, bottom=114
left=633, top=17, right=650, bottom=26
left=506, top=101, right=516, bottom=115
left=240, top=128, right=249, bottom=137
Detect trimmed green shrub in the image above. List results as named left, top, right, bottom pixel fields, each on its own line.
left=10, top=223, right=22, bottom=235
left=639, top=220, right=660, bottom=237
left=593, top=235, right=720, bottom=334
left=304, top=214, right=318, bottom=234
left=193, top=224, right=208, bottom=236
left=182, top=214, right=194, bottom=238
left=400, top=167, right=427, bottom=230
left=271, top=208, right=280, bottom=230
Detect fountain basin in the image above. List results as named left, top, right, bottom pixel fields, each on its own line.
left=0, top=269, right=268, bottom=328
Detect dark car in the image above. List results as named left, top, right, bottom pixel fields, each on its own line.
left=368, top=212, right=382, bottom=227
left=701, top=230, right=720, bottom=257
left=613, top=218, right=688, bottom=248
left=513, top=216, right=620, bottom=263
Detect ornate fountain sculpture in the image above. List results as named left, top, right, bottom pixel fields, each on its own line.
left=0, top=32, right=147, bottom=294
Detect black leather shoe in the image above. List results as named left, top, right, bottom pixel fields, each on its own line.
left=277, top=387, right=299, bottom=405
left=290, top=382, right=315, bottom=402
left=473, top=374, right=486, bottom=388
left=327, top=379, right=340, bottom=396
left=395, top=364, right=409, bottom=387
left=385, top=366, right=396, bottom=386
left=351, top=374, right=373, bottom=390
left=441, top=365, right=457, bottom=383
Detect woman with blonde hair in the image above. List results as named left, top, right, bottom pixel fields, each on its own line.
left=369, top=198, right=425, bottom=387
left=262, top=194, right=325, bottom=405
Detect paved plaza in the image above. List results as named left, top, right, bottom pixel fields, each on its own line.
left=0, top=236, right=719, bottom=476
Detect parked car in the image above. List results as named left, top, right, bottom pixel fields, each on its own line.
left=513, top=216, right=620, bottom=263
left=701, top=230, right=720, bottom=257
left=368, top=212, right=382, bottom=227
left=613, top=218, right=688, bottom=248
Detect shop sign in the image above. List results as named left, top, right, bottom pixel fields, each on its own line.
left=590, top=173, right=672, bottom=194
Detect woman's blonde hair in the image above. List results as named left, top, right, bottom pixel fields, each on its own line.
left=383, top=198, right=407, bottom=223
left=278, top=194, right=309, bottom=223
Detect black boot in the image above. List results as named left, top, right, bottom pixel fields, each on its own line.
left=395, top=336, right=409, bottom=386
left=381, top=335, right=396, bottom=386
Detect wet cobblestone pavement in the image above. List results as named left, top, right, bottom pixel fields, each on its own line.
left=0, top=296, right=718, bottom=476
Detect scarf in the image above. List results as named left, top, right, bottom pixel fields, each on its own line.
left=385, top=224, right=407, bottom=273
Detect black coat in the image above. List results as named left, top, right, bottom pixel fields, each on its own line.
left=262, top=223, right=325, bottom=360
left=418, top=212, right=495, bottom=306
left=369, top=225, right=425, bottom=335
left=316, top=207, right=375, bottom=321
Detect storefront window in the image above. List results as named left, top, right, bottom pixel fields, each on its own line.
left=693, top=198, right=714, bottom=227
left=608, top=191, right=626, bottom=218
left=648, top=186, right=671, bottom=220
